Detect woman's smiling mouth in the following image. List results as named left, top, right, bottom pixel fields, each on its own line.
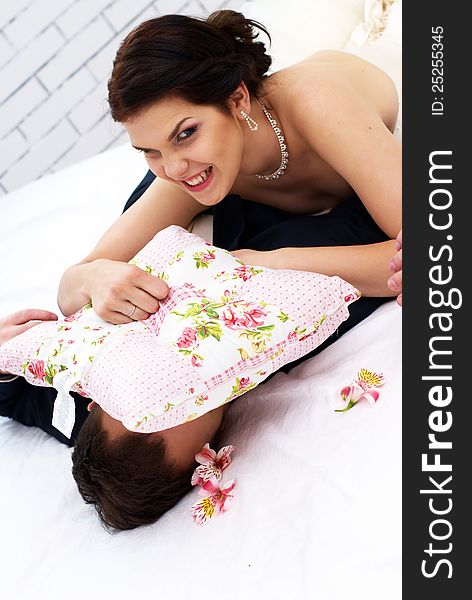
left=181, top=166, right=213, bottom=191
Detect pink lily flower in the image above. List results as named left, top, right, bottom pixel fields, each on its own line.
left=191, top=478, right=237, bottom=526
left=191, top=443, right=235, bottom=486
left=336, top=368, right=385, bottom=412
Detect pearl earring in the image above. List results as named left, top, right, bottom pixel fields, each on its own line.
left=240, top=110, right=258, bottom=132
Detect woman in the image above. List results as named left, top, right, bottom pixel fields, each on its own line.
left=57, top=10, right=402, bottom=325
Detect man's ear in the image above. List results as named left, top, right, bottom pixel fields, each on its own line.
left=87, top=400, right=97, bottom=413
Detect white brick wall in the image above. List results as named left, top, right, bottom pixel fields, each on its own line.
left=56, top=0, right=114, bottom=38
left=2, top=120, right=78, bottom=191
left=0, top=0, right=32, bottom=30
left=0, top=0, right=248, bottom=196
left=37, top=17, right=116, bottom=92
left=0, top=26, right=64, bottom=104
left=0, top=33, right=15, bottom=68
left=20, top=69, right=96, bottom=142
left=0, top=131, right=29, bottom=175
left=3, top=0, right=74, bottom=50
left=0, top=79, right=48, bottom=139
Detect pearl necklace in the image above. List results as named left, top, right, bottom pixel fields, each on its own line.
left=255, top=98, right=289, bottom=180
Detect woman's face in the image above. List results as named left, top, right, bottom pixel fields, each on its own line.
left=124, top=95, right=245, bottom=206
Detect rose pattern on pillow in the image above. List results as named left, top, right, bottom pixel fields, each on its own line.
left=0, top=226, right=360, bottom=436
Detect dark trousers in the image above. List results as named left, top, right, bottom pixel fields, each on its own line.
left=0, top=170, right=388, bottom=446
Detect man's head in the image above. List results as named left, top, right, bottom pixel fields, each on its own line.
left=71, top=402, right=226, bottom=531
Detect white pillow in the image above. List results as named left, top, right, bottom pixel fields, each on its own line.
left=342, top=0, right=402, bottom=141
left=239, top=0, right=366, bottom=70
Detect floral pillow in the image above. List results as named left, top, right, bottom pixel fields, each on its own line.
left=0, top=226, right=360, bottom=438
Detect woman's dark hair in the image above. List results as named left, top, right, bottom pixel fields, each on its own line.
left=107, top=9, right=272, bottom=121
left=71, top=406, right=194, bottom=532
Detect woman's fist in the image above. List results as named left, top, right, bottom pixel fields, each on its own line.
left=87, top=259, right=169, bottom=324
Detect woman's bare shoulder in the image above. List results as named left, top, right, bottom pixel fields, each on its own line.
left=275, top=49, right=389, bottom=78
left=269, top=50, right=398, bottom=132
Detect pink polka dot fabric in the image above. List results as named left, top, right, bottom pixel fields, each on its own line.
left=0, top=226, right=360, bottom=433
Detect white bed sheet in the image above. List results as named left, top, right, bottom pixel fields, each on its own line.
left=0, top=144, right=401, bottom=600
left=0, top=2, right=402, bottom=598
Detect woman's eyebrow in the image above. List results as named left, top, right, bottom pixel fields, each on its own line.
left=132, top=117, right=194, bottom=152
left=167, top=117, right=193, bottom=141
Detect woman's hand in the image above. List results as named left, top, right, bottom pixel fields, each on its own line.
left=0, top=310, right=58, bottom=375
left=86, top=259, right=169, bottom=324
left=230, top=248, right=283, bottom=269
left=387, top=230, right=402, bottom=306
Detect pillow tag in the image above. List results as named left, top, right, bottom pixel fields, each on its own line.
left=51, top=370, right=77, bottom=439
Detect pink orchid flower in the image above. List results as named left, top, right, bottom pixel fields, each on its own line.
left=191, top=443, right=235, bottom=486
left=191, top=478, right=237, bottom=526
left=336, top=368, right=385, bottom=413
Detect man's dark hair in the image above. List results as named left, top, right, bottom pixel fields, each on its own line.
left=71, top=406, right=194, bottom=531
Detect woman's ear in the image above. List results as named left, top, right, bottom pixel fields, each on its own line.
left=229, top=81, right=251, bottom=114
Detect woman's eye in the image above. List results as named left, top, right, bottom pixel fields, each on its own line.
left=141, top=149, right=160, bottom=158
left=176, top=127, right=197, bottom=142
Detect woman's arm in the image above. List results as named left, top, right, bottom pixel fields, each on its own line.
left=232, top=241, right=396, bottom=297
left=278, top=241, right=396, bottom=297
left=57, top=176, right=205, bottom=320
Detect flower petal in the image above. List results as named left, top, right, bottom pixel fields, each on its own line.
left=199, top=477, right=220, bottom=496
left=191, top=496, right=217, bottom=526
left=220, top=496, right=233, bottom=513
left=359, top=389, right=380, bottom=405
left=220, top=478, right=237, bottom=495
left=195, top=443, right=216, bottom=465
left=192, top=463, right=222, bottom=485
left=340, top=385, right=354, bottom=401
left=191, top=471, right=202, bottom=487
left=215, top=445, right=235, bottom=469
left=356, top=368, right=385, bottom=389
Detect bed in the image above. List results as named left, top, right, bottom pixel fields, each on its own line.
left=0, top=1, right=402, bottom=598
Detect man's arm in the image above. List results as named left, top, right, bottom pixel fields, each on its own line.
left=0, top=309, right=58, bottom=347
